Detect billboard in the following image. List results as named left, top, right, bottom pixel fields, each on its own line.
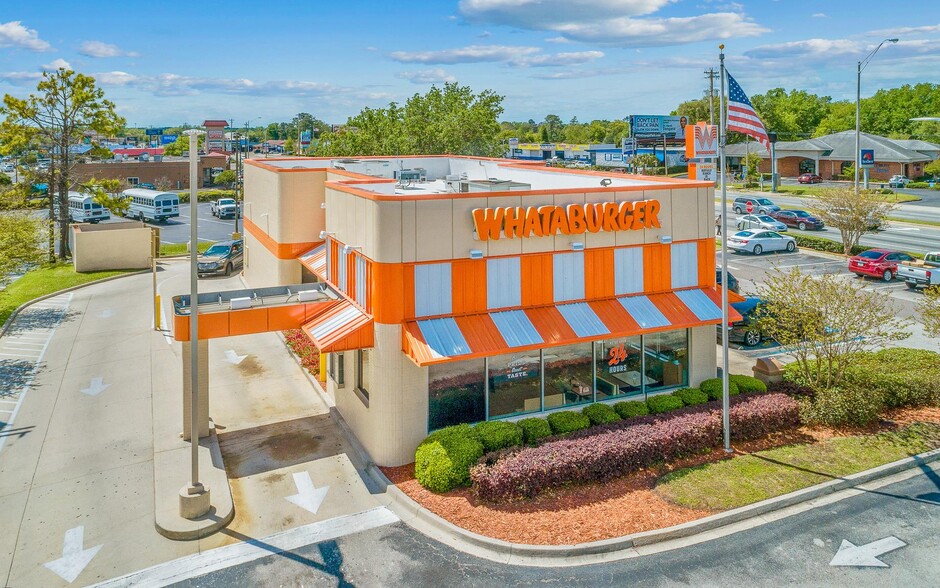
left=206, top=129, right=224, bottom=151
left=161, top=134, right=178, bottom=145
left=300, top=130, right=312, bottom=148
left=860, top=149, right=875, bottom=168
left=631, top=115, right=690, bottom=139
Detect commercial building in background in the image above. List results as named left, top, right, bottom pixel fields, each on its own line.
left=74, top=153, right=228, bottom=189
left=204, top=119, right=228, bottom=153
left=242, top=156, right=732, bottom=466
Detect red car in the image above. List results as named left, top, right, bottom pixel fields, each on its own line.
left=798, top=173, right=822, bottom=184
left=769, top=209, right=825, bottom=231
left=849, top=249, right=915, bottom=281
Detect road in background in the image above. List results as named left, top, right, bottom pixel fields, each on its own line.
left=728, top=188, right=940, bottom=225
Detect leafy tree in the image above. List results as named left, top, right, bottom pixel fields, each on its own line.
left=163, top=133, right=203, bottom=156
left=741, top=152, right=762, bottom=186
left=87, top=145, right=113, bottom=160
left=81, top=177, right=128, bottom=217
left=284, top=136, right=296, bottom=154
left=808, top=187, right=896, bottom=255
left=541, top=114, right=564, bottom=142
left=632, top=153, right=660, bottom=174
left=750, top=89, right=832, bottom=141
left=0, top=68, right=124, bottom=260
left=924, top=159, right=940, bottom=179
left=154, top=176, right=173, bottom=191
left=754, top=266, right=910, bottom=388
left=919, top=286, right=940, bottom=338
left=0, top=212, right=44, bottom=286
left=214, top=169, right=237, bottom=187
left=672, top=97, right=715, bottom=126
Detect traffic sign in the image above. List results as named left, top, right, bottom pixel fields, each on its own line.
left=746, top=201, right=754, bottom=213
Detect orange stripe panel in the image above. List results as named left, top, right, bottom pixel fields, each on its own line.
left=371, top=262, right=404, bottom=324
left=228, top=308, right=270, bottom=336
left=268, top=304, right=312, bottom=331
left=453, top=314, right=507, bottom=355
left=243, top=217, right=318, bottom=260
left=643, top=243, right=671, bottom=293
left=585, top=248, right=615, bottom=299
left=520, top=253, right=553, bottom=306
left=526, top=305, right=577, bottom=345
left=589, top=299, right=640, bottom=334
left=402, top=321, right=434, bottom=366
left=451, top=259, right=487, bottom=314
left=698, top=238, right=716, bottom=288
left=650, top=292, right=700, bottom=326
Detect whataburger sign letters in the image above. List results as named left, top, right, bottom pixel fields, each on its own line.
left=472, top=200, right=661, bottom=241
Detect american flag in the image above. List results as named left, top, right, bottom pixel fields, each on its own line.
left=726, top=72, right=770, bottom=151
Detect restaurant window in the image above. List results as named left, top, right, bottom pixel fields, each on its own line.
left=487, top=351, right=542, bottom=418
left=595, top=336, right=644, bottom=401
left=543, top=343, right=594, bottom=408
left=329, top=352, right=344, bottom=388
left=356, top=349, right=370, bottom=405
left=643, top=329, right=689, bottom=394
left=428, top=359, right=485, bottom=431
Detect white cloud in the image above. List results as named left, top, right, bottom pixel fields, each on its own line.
left=744, top=38, right=860, bottom=60
left=458, top=0, right=766, bottom=47
left=42, top=58, right=71, bottom=70
left=477, top=30, right=492, bottom=38
left=812, top=13, right=827, bottom=18
left=869, top=22, right=940, bottom=36
left=397, top=68, right=458, bottom=84
left=389, top=44, right=539, bottom=64
left=0, top=71, right=43, bottom=84
left=78, top=40, right=140, bottom=58
left=514, top=50, right=604, bottom=67
left=0, top=20, right=51, bottom=52
left=545, top=36, right=571, bottom=43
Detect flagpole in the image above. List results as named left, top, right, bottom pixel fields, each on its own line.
left=719, top=45, right=732, bottom=453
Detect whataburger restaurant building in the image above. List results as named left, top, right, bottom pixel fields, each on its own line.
left=241, top=156, right=739, bottom=466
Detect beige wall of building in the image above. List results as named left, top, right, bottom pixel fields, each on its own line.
left=71, top=222, right=152, bottom=272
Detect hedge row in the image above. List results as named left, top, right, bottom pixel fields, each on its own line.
left=470, top=393, right=800, bottom=501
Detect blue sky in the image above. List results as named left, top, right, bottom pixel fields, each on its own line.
left=0, top=1, right=937, bottom=127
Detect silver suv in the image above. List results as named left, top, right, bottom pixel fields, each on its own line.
left=888, top=175, right=910, bottom=188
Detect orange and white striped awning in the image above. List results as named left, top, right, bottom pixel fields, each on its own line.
left=402, top=288, right=741, bottom=366
left=301, top=299, right=373, bottom=352
left=299, top=243, right=327, bottom=280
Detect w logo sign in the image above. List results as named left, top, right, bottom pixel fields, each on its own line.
left=693, top=125, right=718, bottom=158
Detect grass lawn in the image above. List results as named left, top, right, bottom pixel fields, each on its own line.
left=772, top=184, right=921, bottom=203
left=159, top=242, right=212, bottom=256
left=0, top=263, right=138, bottom=326
left=656, top=422, right=940, bottom=511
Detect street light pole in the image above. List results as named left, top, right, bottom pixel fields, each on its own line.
left=855, top=38, right=898, bottom=195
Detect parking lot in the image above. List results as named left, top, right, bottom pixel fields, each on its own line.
left=98, top=201, right=239, bottom=245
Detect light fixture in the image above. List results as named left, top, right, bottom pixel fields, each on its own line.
left=659, top=235, right=672, bottom=244
left=318, top=230, right=335, bottom=240
left=320, top=202, right=327, bottom=209
left=570, top=242, right=585, bottom=251
left=469, top=249, right=484, bottom=259
left=600, top=178, right=612, bottom=187
left=342, top=245, right=362, bottom=254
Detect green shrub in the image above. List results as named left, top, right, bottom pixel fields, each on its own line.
left=613, top=400, right=649, bottom=419
left=647, top=394, right=684, bottom=414
left=547, top=410, right=591, bottom=435
left=729, top=375, right=767, bottom=394
left=474, top=421, right=524, bottom=452
left=842, top=348, right=940, bottom=408
left=798, top=386, right=884, bottom=427
left=673, top=387, right=709, bottom=406
left=699, top=378, right=740, bottom=401
left=415, top=424, right=484, bottom=492
left=582, top=403, right=621, bottom=426
left=908, top=182, right=930, bottom=189
left=518, top=417, right=552, bottom=445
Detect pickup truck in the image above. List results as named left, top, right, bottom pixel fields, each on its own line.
left=897, top=252, right=940, bottom=290
left=210, top=198, right=238, bottom=219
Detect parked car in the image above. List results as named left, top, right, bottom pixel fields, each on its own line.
left=732, top=196, right=780, bottom=215
left=717, top=296, right=766, bottom=347
left=210, top=198, right=239, bottom=219
left=728, top=229, right=797, bottom=255
left=736, top=214, right=788, bottom=232
left=769, top=209, right=825, bottom=231
left=848, top=249, right=915, bottom=281
left=0, top=163, right=14, bottom=173
left=715, top=268, right=739, bottom=293
left=197, top=239, right=243, bottom=277
left=797, top=173, right=822, bottom=184
left=888, top=175, right=910, bottom=188
left=896, top=252, right=940, bottom=290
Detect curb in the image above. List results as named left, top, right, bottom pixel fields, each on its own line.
left=365, top=444, right=940, bottom=564
left=0, top=268, right=150, bottom=337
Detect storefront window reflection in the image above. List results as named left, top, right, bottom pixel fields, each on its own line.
left=543, top=343, right=594, bottom=407
left=488, top=352, right=542, bottom=418
left=595, top=336, right=644, bottom=400
left=428, top=359, right=485, bottom=431
left=644, top=330, right=689, bottom=393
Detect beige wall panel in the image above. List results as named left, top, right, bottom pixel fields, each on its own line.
left=451, top=197, right=488, bottom=260
left=484, top=195, right=522, bottom=257
left=698, top=187, right=714, bottom=239
left=689, top=325, right=717, bottom=387
left=401, top=200, right=417, bottom=263
left=72, top=227, right=152, bottom=272
left=552, top=192, right=585, bottom=251
left=244, top=166, right=280, bottom=231
left=670, top=188, right=700, bottom=242
left=374, top=200, right=403, bottom=263
left=324, top=188, right=345, bottom=238
left=520, top=194, right=555, bottom=254
left=415, top=200, right=455, bottom=262
left=277, top=171, right=325, bottom=244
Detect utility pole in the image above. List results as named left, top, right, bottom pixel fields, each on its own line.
left=705, top=68, right=718, bottom=126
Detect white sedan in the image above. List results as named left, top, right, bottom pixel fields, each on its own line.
left=728, top=229, right=797, bottom=255
left=736, top=214, right=788, bottom=231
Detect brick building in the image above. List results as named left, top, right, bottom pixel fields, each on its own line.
left=73, top=153, right=229, bottom=189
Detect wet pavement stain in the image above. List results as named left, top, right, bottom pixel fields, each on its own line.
left=236, top=356, right=265, bottom=377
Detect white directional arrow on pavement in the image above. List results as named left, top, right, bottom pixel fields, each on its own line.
left=225, top=349, right=247, bottom=365
left=285, top=471, right=329, bottom=514
left=80, top=377, right=110, bottom=396
left=829, top=536, right=907, bottom=567
left=43, top=526, right=103, bottom=583
left=98, top=309, right=114, bottom=318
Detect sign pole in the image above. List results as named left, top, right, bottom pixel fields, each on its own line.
left=719, top=45, right=732, bottom=454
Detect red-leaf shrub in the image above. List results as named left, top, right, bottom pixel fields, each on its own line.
left=283, top=329, right=320, bottom=375
left=470, top=393, right=799, bottom=502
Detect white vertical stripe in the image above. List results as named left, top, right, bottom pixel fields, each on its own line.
left=614, top=247, right=644, bottom=295
left=670, top=242, right=698, bottom=289
left=486, top=257, right=521, bottom=309
left=553, top=252, right=584, bottom=302
left=415, top=263, right=452, bottom=317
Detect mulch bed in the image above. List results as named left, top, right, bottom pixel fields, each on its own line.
left=381, top=406, right=940, bottom=546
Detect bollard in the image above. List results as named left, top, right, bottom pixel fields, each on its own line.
left=155, top=294, right=162, bottom=330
